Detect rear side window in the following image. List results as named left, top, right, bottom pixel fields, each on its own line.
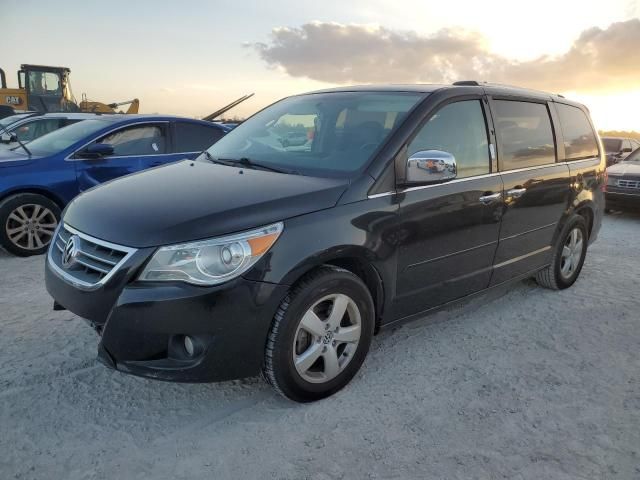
left=556, top=104, right=599, bottom=160
left=494, top=100, right=555, bottom=170
left=99, top=125, right=167, bottom=156
left=408, top=100, right=490, bottom=178
left=174, top=122, right=225, bottom=152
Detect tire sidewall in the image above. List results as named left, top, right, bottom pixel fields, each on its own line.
left=271, top=270, right=375, bottom=401
left=0, top=193, right=61, bottom=256
left=553, top=216, right=588, bottom=289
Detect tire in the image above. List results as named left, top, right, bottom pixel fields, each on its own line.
left=0, top=193, right=61, bottom=256
left=535, top=215, right=588, bottom=290
left=263, top=266, right=375, bottom=402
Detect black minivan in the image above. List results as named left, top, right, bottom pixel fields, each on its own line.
left=46, top=83, right=605, bottom=402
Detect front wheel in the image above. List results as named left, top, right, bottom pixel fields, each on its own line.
left=536, top=215, right=588, bottom=290
left=263, top=266, right=375, bottom=402
left=0, top=193, right=60, bottom=256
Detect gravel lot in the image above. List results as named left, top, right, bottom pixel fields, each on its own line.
left=1, top=212, right=639, bottom=480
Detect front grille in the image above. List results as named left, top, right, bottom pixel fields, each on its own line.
left=618, top=179, right=640, bottom=189
left=49, top=224, right=136, bottom=288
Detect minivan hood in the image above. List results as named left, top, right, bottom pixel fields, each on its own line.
left=64, top=160, right=349, bottom=248
left=608, top=161, right=640, bottom=176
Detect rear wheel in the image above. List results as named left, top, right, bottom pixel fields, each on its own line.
left=263, top=266, right=374, bottom=402
left=536, top=215, right=588, bottom=290
left=0, top=193, right=60, bottom=256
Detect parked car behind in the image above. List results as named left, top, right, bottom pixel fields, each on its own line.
left=45, top=83, right=605, bottom=402
left=0, top=115, right=228, bottom=255
left=601, top=136, right=640, bottom=166
left=0, top=112, right=99, bottom=150
left=605, top=146, right=640, bottom=211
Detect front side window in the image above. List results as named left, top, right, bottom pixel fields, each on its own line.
left=98, top=125, right=166, bottom=156
left=14, top=118, right=64, bottom=142
left=204, top=92, right=425, bottom=176
left=556, top=104, right=599, bottom=160
left=408, top=100, right=491, bottom=178
left=174, top=122, right=225, bottom=152
left=494, top=100, right=556, bottom=170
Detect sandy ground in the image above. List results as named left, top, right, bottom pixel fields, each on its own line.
left=1, top=212, right=639, bottom=480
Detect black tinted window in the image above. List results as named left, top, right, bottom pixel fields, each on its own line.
left=175, top=122, right=224, bottom=152
left=409, top=100, right=490, bottom=178
left=556, top=104, right=598, bottom=160
left=99, top=125, right=166, bottom=155
left=494, top=100, right=555, bottom=170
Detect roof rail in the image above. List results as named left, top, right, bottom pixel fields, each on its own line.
left=453, top=80, right=481, bottom=86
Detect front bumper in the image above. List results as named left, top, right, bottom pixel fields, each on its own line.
left=45, top=254, right=289, bottom=382
left=606, top=189, right=640, bottom=209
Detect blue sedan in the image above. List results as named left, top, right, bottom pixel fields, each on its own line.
left=0, top=115, right=228, bottom=256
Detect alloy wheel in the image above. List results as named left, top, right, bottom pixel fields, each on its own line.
left=5, top=204, right=58, bottom=251
left=560, top=227, right=584, bottom=280
left=292, top=293, right=362, bottom=384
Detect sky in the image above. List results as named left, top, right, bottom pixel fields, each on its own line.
left=2, top=0, right=639, bottom=130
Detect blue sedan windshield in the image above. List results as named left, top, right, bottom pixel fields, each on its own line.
left=204, top=92, right=425, bottom=176
left=22, top=119, right=111, bottom=156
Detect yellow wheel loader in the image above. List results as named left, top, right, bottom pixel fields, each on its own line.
left=0, top=64, right=139, bottom=118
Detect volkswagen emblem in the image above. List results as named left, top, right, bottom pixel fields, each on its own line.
left=62, top=235, right=80, bottom=268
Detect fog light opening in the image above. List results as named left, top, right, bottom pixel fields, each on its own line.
left=184, top=335, right=195, bottom=357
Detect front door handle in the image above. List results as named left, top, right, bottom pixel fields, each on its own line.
left=506, top=188, right=527, bottom=198
left=479, top=192, right=502, bottom=204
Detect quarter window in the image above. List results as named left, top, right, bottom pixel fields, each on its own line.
left=556, top=104, right=599, bottom=160
left=408, top=100, right=491, bottom=178
left=174, top=122, right=225, bottom=152
left=494, top=100, right=556, bottom=170
left=98, top=125, right=166, bottom=156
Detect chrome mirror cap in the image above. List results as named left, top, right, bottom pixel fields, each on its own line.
left=406, top=150, right=457, bottom=184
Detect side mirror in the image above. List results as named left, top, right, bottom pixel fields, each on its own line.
left=78, top=143, right=115, bottom=159
left=0, top=132, right=17, bottom=144
left=406, top=150, right=457, bottom=184
left=621, top=147, right=632, bottom=153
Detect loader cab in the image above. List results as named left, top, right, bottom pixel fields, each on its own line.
left=19, top=65, right=78, bottom=113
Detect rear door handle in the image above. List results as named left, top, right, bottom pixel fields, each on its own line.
left=506, top=188, right=527, bottom=198
left=479, top=192, right=502, bottom=204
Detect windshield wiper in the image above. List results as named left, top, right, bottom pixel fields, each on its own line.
left=216, top=156, right=297, bottom=175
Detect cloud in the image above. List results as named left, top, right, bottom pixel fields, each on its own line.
left=252, top=19, right=640, bottom=92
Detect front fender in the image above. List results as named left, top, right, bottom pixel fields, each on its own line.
left=244, top=197, right=399, bottom=307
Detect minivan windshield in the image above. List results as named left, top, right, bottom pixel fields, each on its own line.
left=203, top=92, right=425, bottom=176
left=19, top=119, right=109, bottom=156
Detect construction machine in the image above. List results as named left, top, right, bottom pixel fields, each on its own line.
left=0, top=64, right=139, bottom=117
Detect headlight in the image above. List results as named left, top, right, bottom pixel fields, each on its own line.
left=138, top=222, right=283, bottom=285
